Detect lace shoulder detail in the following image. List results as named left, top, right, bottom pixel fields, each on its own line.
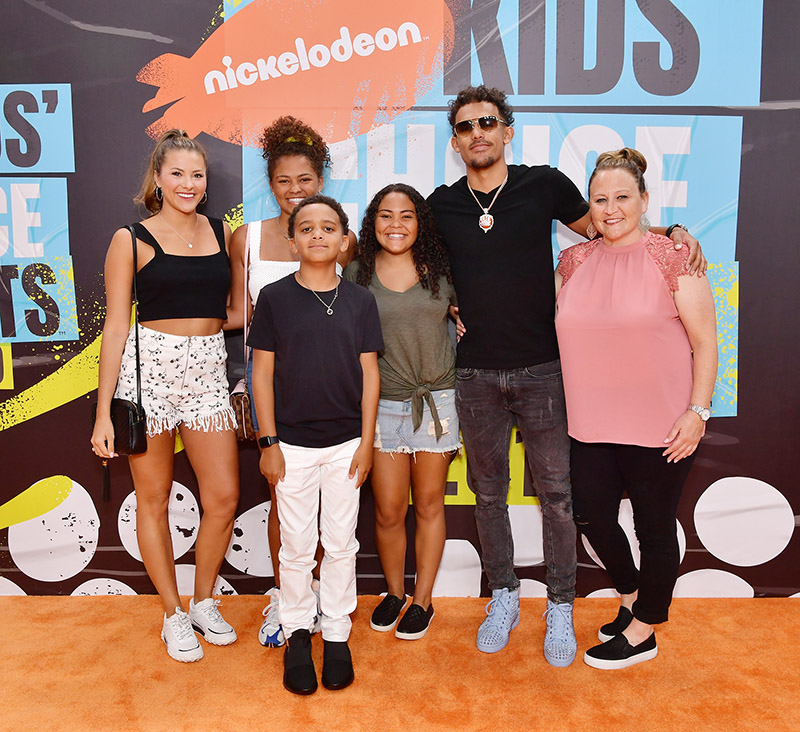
left=643, top=232, right=690, bottom=292
left=557, top=239, right=601, bottom=287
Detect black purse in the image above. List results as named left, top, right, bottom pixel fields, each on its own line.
left=91, top=225, right=147, bottom=498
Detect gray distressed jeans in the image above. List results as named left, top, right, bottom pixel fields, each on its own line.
left=455, top=359, right=576, bottom=604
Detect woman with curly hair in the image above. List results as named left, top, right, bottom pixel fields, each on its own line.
left=227, top=116, right=353, bottom=648
left=344, top=183, right=460, bottom=640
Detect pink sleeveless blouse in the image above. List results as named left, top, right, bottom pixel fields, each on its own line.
left=556, top=232, right=693, bottom=448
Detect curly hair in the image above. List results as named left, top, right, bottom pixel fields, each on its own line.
left=589, top=147, right=648, bottom=195
left=447, top=85, right=515, bottom=131
left=287, top=194, right=349, bottom=238
left=356, top=184, right=452, bottom=298
left=260, top=116, right=331, bottom=179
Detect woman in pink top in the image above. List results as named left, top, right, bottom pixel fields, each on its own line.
left=555, top=148, right=717, bottom=670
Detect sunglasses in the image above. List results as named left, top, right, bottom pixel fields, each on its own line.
left=453, top=115, right=507, bottom=137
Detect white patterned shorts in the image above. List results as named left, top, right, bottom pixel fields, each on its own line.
left=114, top=325, right=236, bottom=437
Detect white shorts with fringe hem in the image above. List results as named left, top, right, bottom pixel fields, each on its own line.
left=114, top=325, right=236, bottom=437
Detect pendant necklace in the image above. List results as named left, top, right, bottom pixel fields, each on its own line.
left=297, top=273, right=339, bottom=316
left=162, top=214, right=199, bottom=248
left=467, top=173, right=508, bottom=234
left=275, top=218, right=291, bottom=241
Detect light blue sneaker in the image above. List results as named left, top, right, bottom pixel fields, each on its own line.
left=476, top=588, right=520, bottom=653
left=542, top=599, right=577, bottom=667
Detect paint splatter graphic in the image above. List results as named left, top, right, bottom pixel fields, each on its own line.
left=136, top=0, right=454, bottom=145
left=708, top=262, right=738, bottom=414
left=0, top=475, right=73, bottom=530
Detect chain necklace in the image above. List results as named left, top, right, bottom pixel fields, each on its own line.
left=297, top=273, right=339, bottom=316
left=275, top=217, right=291, bottom=241
left=467, top=173, right=508, bottom=233
left=162, top=214, right=199, bottom=248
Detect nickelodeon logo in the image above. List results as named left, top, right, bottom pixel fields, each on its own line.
left=137, top=0, right=452, bottom=143
left=204, top=22, right=424, bottom=94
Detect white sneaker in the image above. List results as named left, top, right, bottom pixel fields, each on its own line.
left=162, top=607, right=203, bottom=663
left=311, top=577, right=322, bottom=635
left=258, top=587, right=285, bottom=647
left=189, top=597, right=237, bottom=646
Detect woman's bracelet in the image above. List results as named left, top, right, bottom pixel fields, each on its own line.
left=665, top=223, right=689, bottom=238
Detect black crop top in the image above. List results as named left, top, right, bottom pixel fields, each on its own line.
left=132, top=217, right=230, bottom=321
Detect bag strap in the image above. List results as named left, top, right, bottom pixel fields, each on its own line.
left=243, top=223, right=253, bottom=369
left=126, top=225, right=143, bottom=412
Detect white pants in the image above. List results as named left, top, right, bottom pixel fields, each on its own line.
left=276, top=438, right=361, bottom=642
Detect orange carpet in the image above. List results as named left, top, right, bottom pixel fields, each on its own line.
left=3, top=596, right=798, bottom=732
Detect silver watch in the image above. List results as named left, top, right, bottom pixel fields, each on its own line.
left=689, top=404, right=711, bottom=421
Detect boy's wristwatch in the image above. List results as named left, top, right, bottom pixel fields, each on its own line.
left=258, top=435, right=280, bottom=448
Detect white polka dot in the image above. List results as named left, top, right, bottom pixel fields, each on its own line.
left=224, top=500, right=273, bottom=577
left=71, top=578, right=137, bottom=596
left=8, top=480, right=99, bottom=581
left=694, top=477, right=795, bottom=566
left=673, top=569, right=754, bottom=597
left=510, top=504, right=544, bottom=566
left=174, top=564, right=238, bottom=596
left=117, top=482, right=200, bottom=562
left=519, top=579, right=548, bottom=598
left=581, top=499, right=686, bottom=569
left=432, top=539, right=482, bottom=597
left=586, top=588, right=620, bottom=599
left=0, top=576, right=26, bottom=595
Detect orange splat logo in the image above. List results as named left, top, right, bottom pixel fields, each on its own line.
left=137, top=0, right=454, bottom=145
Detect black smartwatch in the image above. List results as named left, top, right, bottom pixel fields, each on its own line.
left=258, top=435, right=279, bottom=449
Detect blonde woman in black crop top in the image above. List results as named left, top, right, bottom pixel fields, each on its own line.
left=91, top=130, right=239, bottom=663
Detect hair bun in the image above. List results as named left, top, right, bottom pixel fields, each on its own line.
left=620, top=147, right=647, bottom=175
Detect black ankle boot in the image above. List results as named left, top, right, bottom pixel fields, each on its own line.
left=283, top=629, right=317, bottom=695
left=321, top=639, right=354, bottom=690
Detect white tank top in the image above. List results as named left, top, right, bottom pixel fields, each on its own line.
left=246, top=221, right=341, bottom=306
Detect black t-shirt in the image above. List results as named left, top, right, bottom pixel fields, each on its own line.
left=247, top=274, right=384, bottom=448
left=428, top=164, right=588, bottom=369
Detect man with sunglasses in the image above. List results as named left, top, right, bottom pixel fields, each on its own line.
left=427, top=85, right=704, bottom=666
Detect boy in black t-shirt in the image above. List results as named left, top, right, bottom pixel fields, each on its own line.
left=248, top=195, right=383, bottom=695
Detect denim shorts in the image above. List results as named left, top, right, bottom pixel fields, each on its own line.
left=374, top=389, right=461, bottom=454
left=115, top=325, right=236, bottom=437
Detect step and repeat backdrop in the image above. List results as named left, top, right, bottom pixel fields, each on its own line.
left=1, top=0, right=797, bottom=599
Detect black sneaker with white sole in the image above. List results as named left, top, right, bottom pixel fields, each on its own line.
left=370, top=594, right=407, bottom=632
left=395, top=603, right=434, bottom=640
left=598, top=605, right=633, bottom=642
left=583, top=632, right=658, bottom=670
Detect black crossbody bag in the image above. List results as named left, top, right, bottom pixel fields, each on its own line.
left=91, top=225, right=147, bottom=498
